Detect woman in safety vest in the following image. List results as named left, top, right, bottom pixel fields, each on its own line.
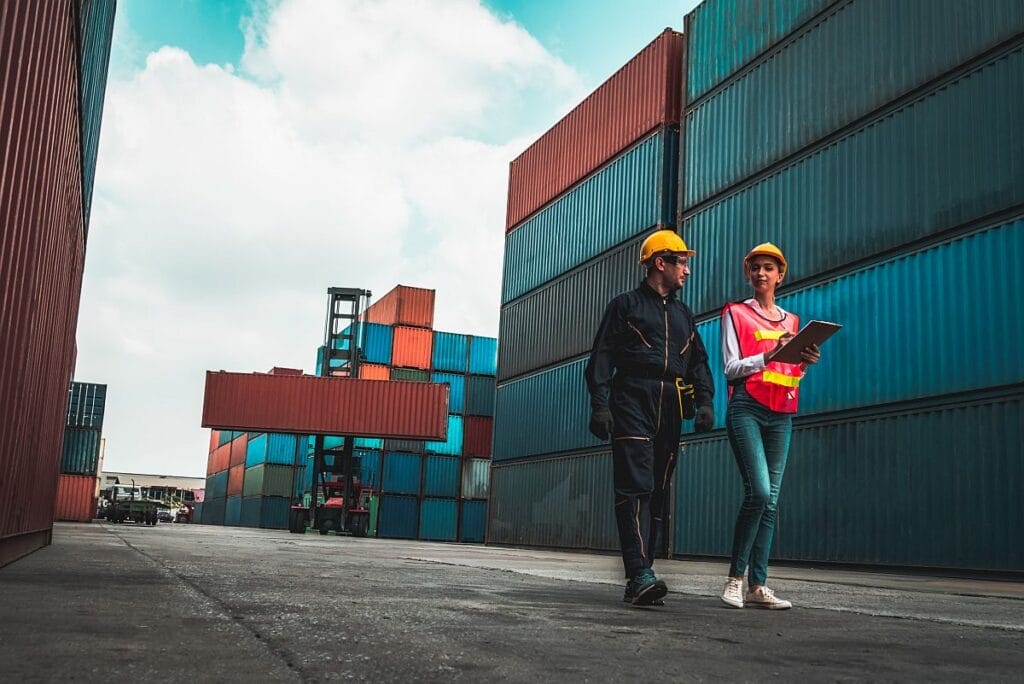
left=719, top=243, right=820, bottom=610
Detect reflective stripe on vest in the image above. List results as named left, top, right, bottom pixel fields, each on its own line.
left=724, top=302, right=802, bottom=413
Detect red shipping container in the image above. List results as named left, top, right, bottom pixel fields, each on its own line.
left=202, top=372, right=449, bottom=439
left=209, top=429, right=220, bottom=453
left=358, top=363, right=391, bottom=381
left=463, top=417, right=493, bottom=458
left=363, top=285, right=435, bottom=329
left=505, top=29, right=684, bottom=232
left=54, top=475, right=97, bottom=523
left=229, top=433, right=248, bottom=467
left=268, top=367, right=302, bottom=375
left=227, top=464, right=245, bottom=497
left=207, top=442, right=231, bottom=475
left=391, top=326, right=433, bottom=370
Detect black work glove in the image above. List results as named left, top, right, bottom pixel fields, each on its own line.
left=694, top=405, right=715, bottom=433
left=589, top=407, right=614, bottom=441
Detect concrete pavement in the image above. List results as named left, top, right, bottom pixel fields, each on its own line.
left=0, top=522, right=1021, bottom=681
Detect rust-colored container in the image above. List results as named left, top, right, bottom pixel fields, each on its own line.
left=463, top=416, right=494, bottom=458
left=505, top=29, right=684, bottom=232
left=209, top=430, right=220, bottom=453
left=227, top=464, right=245, bottom=497
left=391, top=326, right=433, bottom=370
left=358, top=363, right=391, bottom=381
left=54, top=474, right=98, bottom=523
left=207, top=442, right=231, bottom=475
left=363, top=285, right=435, bottom=329
left=268, top=367, right=302, bottom=376
left=202, top=372, right=450, bottom=439
left=229, top=432, right=248, bottom=467
left=1, top=2, right=89, bottom=566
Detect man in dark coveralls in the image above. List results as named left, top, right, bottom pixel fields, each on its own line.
left=585, top=229, right=715, bottom=606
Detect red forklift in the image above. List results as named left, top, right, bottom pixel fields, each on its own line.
left=288, top=438, right=373, bottom=537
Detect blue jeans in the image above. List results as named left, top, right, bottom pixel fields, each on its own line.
left=726, top=386, right=793, bottom=586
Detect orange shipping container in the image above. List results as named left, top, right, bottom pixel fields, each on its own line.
left=209, top=429, right=220, bottom=453
left=207, top=442, right=231, bottom=475
left=229, top=432, right=248, bottom=467
left=363, top=285, right=435, bottom=329
left=392, top=326, right=432, bottom=370
left=358, top=363, right=391, bottom=380
left=54, top=474, right=97, bottom=523
left=227, top=464, right=245, bottom=497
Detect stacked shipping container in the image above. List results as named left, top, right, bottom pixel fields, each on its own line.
left=54, top=382, right=107, bottom=521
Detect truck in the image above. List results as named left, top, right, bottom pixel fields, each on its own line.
left=101, top=484, right=162, bottom=525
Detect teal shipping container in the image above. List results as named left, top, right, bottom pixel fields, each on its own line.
left=390, top=368, right=429, bottom=382
left=378, top=495, right=418, bottom=539
left=459, top=500, right=487, bottom=543
left=205, top=471, right=228, bottom=500
left=60, top=427, right=101, bottom=475
left=202, top=497, right=226, bottom=525
left=193, top=502, right=204, bottom=524
left=217, top=430, right=233, bottom=447
left=66, top=381, right=106, bottom=429
left=419, top=498, right=457, bottom=541
left=240, top=496, right=290, bottom=529
left=432, top=332, right=469, bottom=373
left=425, top=414, right=463, bottom=456
left=464, top=376, right=496, bottom=417
left=431, top=373, right=465, bottom=414
left=353, top=437, right=384, bottom=449
left=423, top=456, right=460, bottom=498
left=77, top=0, right=116, bottom=230
left=683, top=43, right=1024, bottom=317
left=225, top=496, right=242, bottom=526
left=356, top=448, right=382, bottom=489
left=502, top=128, right=678, bottom=304
left=467, top=336, right=498, bottom=376
left=382, top=452, right=421, bottom=495
left=384, top=439, right=423, bottom=453
left=461, top=458, right=490, bottom=500
left=245, top=433, right=302, bottom=468
left=343, top=322, right=392, bottom=365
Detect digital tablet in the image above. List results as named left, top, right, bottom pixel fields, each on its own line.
left=768, top=320, right=842, bottom=365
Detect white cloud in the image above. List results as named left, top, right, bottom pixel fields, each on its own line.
left=79, top=0, right=584, bottom=476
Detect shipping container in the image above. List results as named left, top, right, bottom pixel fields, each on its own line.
left=419, top=498, right=457, bottom=541
left=66, top=382, right=106, bottom=429
left=423, top=456, right=460, bottom=498
left=431, top=373, right=465, bottom=414
left=240, top=496, right=290, bottom=529
left=682, top=43, right=1024, bottom=317
left=467, top=336, right=498, bottom=376
left=425, top=415, right=464, bottom=456
left=292, top=465, right=306, bottom=499
left=382, top=452, right=422, bottom=495
left=391, top=368, right=430, bottom=382
left=243, top=464, right=296, bottom=498
left=432, top=332, right=469, bottom=373
left=202, top=372, right=449, bottom=439
left=378, top=495, right=418, bottom=539
left=229, top=432, right=248, bottom=467
left=461, top=459, right=491, bottom=500
left=77, top=0, right=117, bottom=227
left=193, top=502, right=204, bottom=524
left=217, top=429, right=233, bottom=447
left=356, top=449, right=382, bottom=489
left=462, top=417, right=493, bottom=458
left=506, top=29, right=684, bottom=231
left=53, top=475, right=98, bottom=523
left=685, top=0, right=835, bottom=103
left=207, top=443, right=230, bottom=475
left=205, top=471, right=229, bottom=500
left=459, top=500, right=487, bottom=543
left=60, top=427, right=101, bottom=475
left=227, top=464, right=244, bottom=497
left=245, top=433, right=302, bottom=468
left=358, top=323, right=393, bottom=365
left=685, top=0, right=1024, bottom=208
left=209, top=430, right=220, bottom=453
left=392, top=326, right=433, bottom=370
left=357, top=363, right=391, bottom=381
left=674, top=389, right=1024, bottom=572
left=354, top=437, right=384, bottom=449
left=203, top=497, right=226, bottom=526
left=225, top=496, right=242, bottom=526
left=502, top=128, right=679, bottom=304
left=363, top=285, right=435, bottom=329
left=464, top=376, right=496, bottom=417
left=384, top=439, right=424, bottom=453
left=488, top=452, right=617, bottom=551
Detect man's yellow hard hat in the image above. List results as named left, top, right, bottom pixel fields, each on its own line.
left=744, top=242, right=788, bottom=277
left=638, top=230, right=695, bottom=264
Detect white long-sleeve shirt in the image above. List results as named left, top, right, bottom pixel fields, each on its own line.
left=721, top=299, right=793, bottom=382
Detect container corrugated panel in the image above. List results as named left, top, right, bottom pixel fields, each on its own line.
left=225, top=496, right=242, bottom=526
left=354, top=437, right=384, bottom=449
left=292, top=465, right=306, bottom=499
left=203, top=497, right=226, bottom=525
left=378, top=495, right=419, bottom=539
left=462, top=416, right=492, bottom=458
left=423, top=456, right=460, bottom=497
left=683, top=43, right=1024, bottom=317
left=244, top=434, right=268, bottom=468
left=431, top=332, right=468, bottom=373
left=240, top=496, right=290, bottom=529
left=217, top=429, right=233, bottom=447
left=674, top=391, right=1024, bottom=571
left=363, top=285, right=435, bottom=329
left=358, top=363, right=390, bottom=381
left=382, top=452, right=422, bottom=495
left=685, top=0, right=1024, bottom=208
left=391, top=368, right=430, bottom=382
left=459, top=500, right=487, bottom=542
left=66, top=381, right=106, bottom=428
left=467, top=337, right=498, bottom=376
left=356, top=449, right=382, bottom=489
left=685, top=216, right=1024, bottom=433
left=431, top=373, right=465, bottom=414
left=506, top=30, right=684, bottom=231
left=461, top=459, right=490, bottom=499
left=227, top=464, right=244, bottom=497
left=392, top=326, right=433, bottom=370
left=419, top=498, right=457, bottom=541
left=53, top=475, right=97, bottom=522
left=498, top=234, right=643, bottom=382
left=502, top=128, right=678, bottom=304
left=464, top=376, right=496, bottom=417
left=384, top=439, right=423, bottom=453
left=229, top=432, right=248, bottom=467
left=77, top=0, right=116, bottom=229
left=209, top=430, right=219, bottom=453
left=488, top=453, right=617, bottom=550
left=202, top=372, right=449, bottom=439
left=205, top=472, right=229, bottom=500
left=360, top=323, right=393, bottom=365
left=60, top=427, right=100, bottom=474
left=0, top=1, right=90, bottom=565
left=493, top=358, right=596, bottom=462
left=207, top=443, right=230, bottom=475
left=243, top=464, right=295, bottom=498
left=425, top=415, right=464, bottom=456
left=685, top=0, right=836, bottom=103
left=193, top=502, right=204, bottom=524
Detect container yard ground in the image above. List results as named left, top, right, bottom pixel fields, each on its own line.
left=1, top=524, right=1021, bottom=682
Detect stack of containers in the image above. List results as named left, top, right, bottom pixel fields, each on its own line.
left=489, top=30, right=685, bottom=550
left=670, top=0, right=1024, bottom=572
left=54, top=382, right=106, bottom=522
left=240, top=432, right=302, bottom=528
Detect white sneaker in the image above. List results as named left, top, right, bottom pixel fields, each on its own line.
left=745, top=586, right=792, bottom=610
left=721, top=578, right=744, bottom=608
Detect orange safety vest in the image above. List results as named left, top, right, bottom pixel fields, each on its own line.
left=724, top=302, right=802, bottom=414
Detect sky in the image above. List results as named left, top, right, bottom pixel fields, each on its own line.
left=78, top=0, right=702, bottom=477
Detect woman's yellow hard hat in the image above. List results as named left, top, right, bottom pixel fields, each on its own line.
left=744, top=242, right=787, bottom=276
left=638, top=230, right=695, bottom=264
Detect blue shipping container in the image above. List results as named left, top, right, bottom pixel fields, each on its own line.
left=431, top=373, right=465, bottom=414
left=240, top=496, right=291, bottom=529
left=66, top=381, right=106, bottom=429
left=423, top=456, right=460, bottom=498
left=245, top=433, right=301, bottom=468
left=60, top=427, right=101, bottom=475
left=203, top=497, right=226, bottom=526
left=354, top=437, right=384, bottom=449
left=378, top=495, right=418, bottom=539
left=361, top=323, right=393, bottom=365
left=459, top=500, right=487, bottom=543
left=382, top=452, right=422, bottom=495
left=225, top=496, right=242, bottom=526
left=77, top=0, right=116, bottom=229
left=432, top=332, right=469, bottom=373
left=464, top=375, right=496, bottom=417
left=206, top=471, right=229, bottom=500
left=425, top=415, right=463, bottom=456
left=419, top=498, right=457, bottom=541
left=357, top=449, right=382, bottom=489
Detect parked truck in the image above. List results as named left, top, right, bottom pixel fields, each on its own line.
left=101, top=484, right=162, bottom=525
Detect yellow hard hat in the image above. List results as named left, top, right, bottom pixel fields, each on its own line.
left=744, top=242, right=788, bottom=277
left=638, top=230, right=695, bottom=264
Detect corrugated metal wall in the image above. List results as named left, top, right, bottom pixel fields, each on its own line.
left=76, top=0, right=116, bottom=232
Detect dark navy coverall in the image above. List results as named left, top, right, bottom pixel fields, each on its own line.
left=585, top=281, right=714, bottom=579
